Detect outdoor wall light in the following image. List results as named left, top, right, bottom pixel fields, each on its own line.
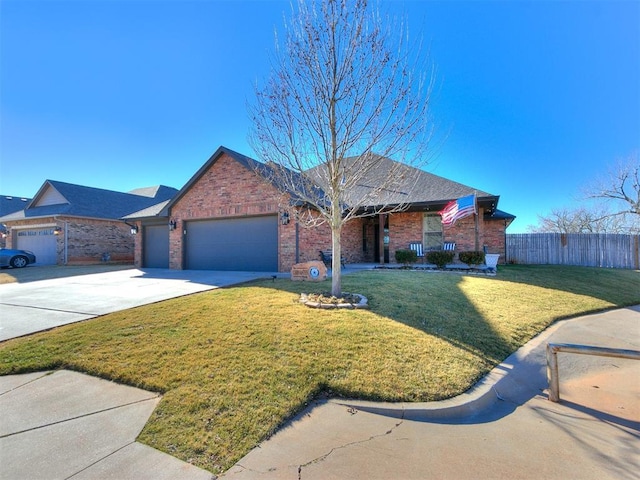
left=130, top=225, right=139, bottom=235
left=53, top=226, right=62, bottom=235
left=169, top=219, right=177, bottom=231
left=280, top=211, right=290, bottom=225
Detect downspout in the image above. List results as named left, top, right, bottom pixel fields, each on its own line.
left=504, top=219, right=508, bottom=263
left=64, top=221, right=68, bottom=265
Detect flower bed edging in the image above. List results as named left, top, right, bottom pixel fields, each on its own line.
left=299, top=292, right=369, bottom=309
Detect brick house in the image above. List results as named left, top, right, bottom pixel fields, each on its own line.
left=0, top=195, right=31, bottom=248
left=0, top=180, right=177, bottom=265
left=126, top=146, right=515, bottom=271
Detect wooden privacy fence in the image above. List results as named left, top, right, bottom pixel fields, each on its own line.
left=506, top=233, right=640, bottom=269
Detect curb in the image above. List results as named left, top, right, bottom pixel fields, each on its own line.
left=331, top=314, right=577, bottom=420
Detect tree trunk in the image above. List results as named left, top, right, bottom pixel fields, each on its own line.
left=331, top=215, right=342, bottom=297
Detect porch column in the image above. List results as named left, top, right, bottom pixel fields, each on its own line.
left=378, top=213, right=385, bottom=264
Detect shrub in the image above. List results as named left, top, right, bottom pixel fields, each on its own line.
left=458, top=251, right=485, bottom=266
left=426, top=250, right=454, bottom=269
left=395, top=249, right=418, bottom=266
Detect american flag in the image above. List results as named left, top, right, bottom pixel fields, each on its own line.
left=440, top=194, right=476, bottom=226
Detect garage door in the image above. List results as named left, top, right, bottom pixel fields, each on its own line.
left=16, top=228, right=57, bottom=265
left=143, top=224, right=169, bottom=268
left=185, top=216, right=278, bottom=271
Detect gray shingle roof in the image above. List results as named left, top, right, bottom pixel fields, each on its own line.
left=0, top=195, right=30, bottom=233
left=484, top=209, right=516, bottom=221
left=122, top=200, right=171, bottom=220
left=133, top=145, right=513, bottom=219
left=0, top=195, right=31, bottom=217
left=307, top=154, right=500, bottom=212
left=0, top=181, right=178, bottom=222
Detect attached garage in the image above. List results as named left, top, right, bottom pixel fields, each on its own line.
left=185, top=216, right=278, bottom=271
left=16, top=228, right=57, bottom=265
left=143, top=224, right=169, bottom=268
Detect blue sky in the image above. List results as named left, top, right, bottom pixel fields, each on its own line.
left=1, top=0, right=638, bottom=233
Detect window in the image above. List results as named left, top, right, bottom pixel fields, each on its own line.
left=423, top=214, right=442, bottom=250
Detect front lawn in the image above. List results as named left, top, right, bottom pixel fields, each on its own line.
left=0, top=265, right=638, bottom=474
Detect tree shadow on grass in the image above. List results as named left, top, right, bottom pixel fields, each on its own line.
left=237, top=266, right=640, bottom=412
left=241, top=270, right=518, bottom=391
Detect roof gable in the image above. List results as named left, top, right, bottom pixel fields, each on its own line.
left=1, top=180, right=178, bottom=222
left=166, top=146, right=321, bottom=215
left=166, top=146, right=278, bottom=211
left=29, top=182, right=69, bottom=208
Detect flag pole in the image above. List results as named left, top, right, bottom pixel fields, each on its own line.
left=474, top=192, right=479, bottom=251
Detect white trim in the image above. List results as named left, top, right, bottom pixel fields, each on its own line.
left=9, top=223, right=58, bottom=230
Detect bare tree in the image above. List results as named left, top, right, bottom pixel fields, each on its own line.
left=585, top=152, right=640, bottom=218
left=249, top=0, right=435, bottom=296
left=528, top=206, right=632, bottom=233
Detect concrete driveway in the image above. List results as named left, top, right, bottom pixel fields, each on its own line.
left=0, top=267, right=281, bottom=341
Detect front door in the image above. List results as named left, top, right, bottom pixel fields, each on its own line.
left=373, top=215, right=389, bottom=263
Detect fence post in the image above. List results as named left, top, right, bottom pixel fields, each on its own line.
left=546, top=344, right=560, bottom=402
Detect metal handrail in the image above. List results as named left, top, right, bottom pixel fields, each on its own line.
left=546, top=343, right=640, bottom=402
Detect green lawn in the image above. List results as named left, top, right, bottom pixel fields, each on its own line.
left=0, top=265, right=638, bottom=474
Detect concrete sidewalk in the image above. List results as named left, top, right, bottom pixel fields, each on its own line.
left=1, top=306, right=638, bottom=479
left=223, top=306, right=640, bottom=480
left=0, top=370, right=213, bottom=480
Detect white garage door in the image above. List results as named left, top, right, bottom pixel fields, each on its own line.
left=16, top=228, right=57, bottom=265
left=185, top=216, right=278, bottom=271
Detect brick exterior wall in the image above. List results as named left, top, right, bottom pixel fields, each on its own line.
left=64, top=219, right=134, bottom=264
left=168, top=152, right=287, bottom=270
left=482, top=219, right=508, bottom=259
left=296, top=216, right=366, bottom=266
left=440, top=207, right=507, bottom=260
left=386, top=208, right=508, bottom=264
left=389, top=212, right=423, bottom=259
left=296, top=219, right=332, bottom=264
left=5, top=217, right=134, bottom=265
left=443, top=214, right=477, bottom=251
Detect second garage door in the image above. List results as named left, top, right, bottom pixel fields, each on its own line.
left=185, top=216, right=278, bottom=271
left=143, top=224, right=169, bottom=268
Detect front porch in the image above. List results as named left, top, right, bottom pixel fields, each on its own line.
left=333, top=261, right=500, bottom=276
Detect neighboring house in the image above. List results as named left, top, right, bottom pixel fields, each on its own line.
left=0, top=180, right=177, bottom=265
left=125, top=146, right=515, bottom=272
left=0, top=195, right=31, bottom=248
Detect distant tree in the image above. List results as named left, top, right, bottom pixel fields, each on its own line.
left=531, top=153, right=640, bottom=234
left=584, top=152, right=640, bottom=218
left=249, top=0, right=435, bottom=296
left=528, top=206, right=633, bottom=234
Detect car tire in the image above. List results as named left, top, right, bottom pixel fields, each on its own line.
left=10, top=256, right=28, bottom=268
